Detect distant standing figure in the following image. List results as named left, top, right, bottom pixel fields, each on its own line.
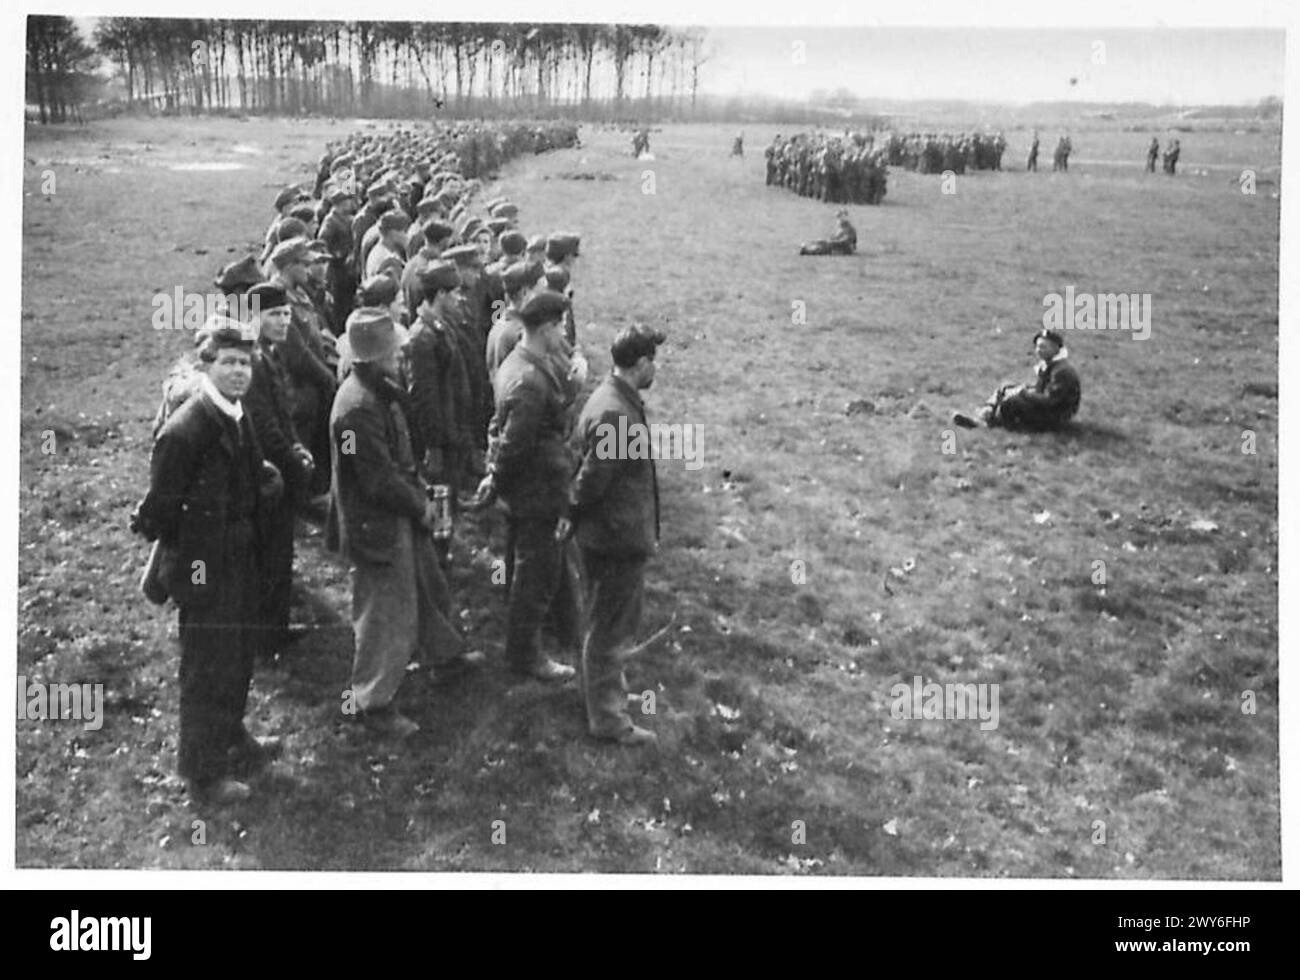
left=732, top=131, right=744, bottom=157
left=1053, top=136, right=1072, bottom=172
left=1027, top=132, right=1039, bottom=172
left=1146, top=137, right=1159, bottom=173
left=1163, top=139, right=1180, bottom=175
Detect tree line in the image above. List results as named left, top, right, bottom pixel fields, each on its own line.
left=28, top=16, right=721, bottom=122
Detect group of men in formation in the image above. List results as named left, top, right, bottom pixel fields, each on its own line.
left=133, top=119, right=668, bottom=806
left=765, top=129, right=1012, bottom=205
left=764, top=131, right=890, bottom=204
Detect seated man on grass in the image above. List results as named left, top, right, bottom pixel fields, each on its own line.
left=952, top=329, right=1081, bottom=431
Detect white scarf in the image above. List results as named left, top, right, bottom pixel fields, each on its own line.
left=201, top=373, right=244, bottom=423
left=1036, top=347, right=1069, bottom=376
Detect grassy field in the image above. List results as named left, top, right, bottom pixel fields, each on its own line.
left=18, top=114, right=1279, bottom=876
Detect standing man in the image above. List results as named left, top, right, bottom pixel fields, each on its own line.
left=327, top=308, right=474, bottom=739
left=242, top=283, right=315, bottom=662
left=270, top=239, right=337, bottom=501
left=571, top=325, right=667, bottom=745
left=483, top=292, right=580, bottom=682
left=131, top=320, right=281, bottom=804
left=1146, top=136, right=1160, bottom=173
left=1027, top=132, right=1039, bottom=172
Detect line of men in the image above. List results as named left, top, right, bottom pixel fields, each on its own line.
left=765, top=132, right=889, bottom=204
left=878, top=131, right=1007, bottom=175
left=135, top=121, right=666, bottom=806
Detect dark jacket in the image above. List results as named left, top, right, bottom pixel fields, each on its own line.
left=572, top=374, right=660, bottom=558
left=135, top=391, right=267, bottom=608
left=488, top=345, right=575, bottom=520
left=327, top=367, right=427, bottom=563
left=407, top=310, right=474, bottom=461
left=245, top=343, right=310, bottom=490
left=1003, top=356, right=1082, bottom=429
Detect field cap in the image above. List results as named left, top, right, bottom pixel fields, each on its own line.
left=357, top=274, right=399, bottom=307
left=441, top=244, right=480, bottom=265
left=346, top=308, right=399, bottom=363
left=214, top=255, right=262, bottom=292
left=245, top=282, right=289, bottom=313
left=519, top=291, right=570, bottom=329
left=419, top=261, right=461, bottom=296
left=270, top=238, right=312, bottom=268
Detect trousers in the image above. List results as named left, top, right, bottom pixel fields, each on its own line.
left=504, top=515, right=580, bottom=670
left=177, top=521, right=258, bottom=785
left=349, top=518, right=462, bottom=711
left=580, top=550, right=646, bottom=736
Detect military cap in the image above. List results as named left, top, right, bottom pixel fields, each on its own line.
left=276, top=217, right=309, bottom=242
left=269, top=238, right=312, bottom=268
left=346, top=308, right=399, bottom=364
left=519, top=290, right=570, bottom=329
left=482, top=196, right=505, bottom=211
left=415, top=195, right=443, bottom=215
left=366, top=178, right=394, bottom=200
left=499, top=230, right=527, bottom=256
left=544, top=266, right=571, bottom=293
left=375, top=255, right=405, bottom=281
left=422, top=219, right=454, bottom=246
left=545, top=232, right=581, bottom=262
left=274, top=184, right=304, bottom=210
left=195, top=315, right=256, bottom=361
left=501, top=261, right=543, bottom=295
left=611, top=324, right=667, bottom=368
left=330, top=153, right=354, bottom=172
left=441, top=243, right=481, bottom=265
left=244, top=281, right=290, bottom=313
left=486, top=217, right=510, bottom=235
left=324, top=183, right=355, bottom=204
left=214, top=255, right=263, bottom=292
left=307, top=238, right=332, bottom=260
left=459, top=216, right=485, bottom=241
left=378, top=211, right=411, bottom=233
left=289, top=203, right=318, bottom=224
left=357, top=274, right=399, bottom=307
left=489, top=201, right=519, bottom=219
left=526, top=234, right=547, bottom=254
left=418, top=260, right=460, bottom=296
left=1034, top=328, right=1066, bottom=348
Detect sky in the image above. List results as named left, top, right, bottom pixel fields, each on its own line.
left=699, top=27, right=1284, bottom=106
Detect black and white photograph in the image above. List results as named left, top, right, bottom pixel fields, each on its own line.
left=9, top=0, right=1293, bottom=890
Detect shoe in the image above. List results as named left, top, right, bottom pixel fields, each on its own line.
left=952, top=411, right=980, bottom=429
left=430, top=649, right=487, bottom=684
left=593, top=724, right=658, bottom=746
left=191, top=777, right=252, bottom=805
left=280, top=624, right=311, bottom=646
left=228, top=731, right=282, bottom=776
left=447, top=649, right=487, bottom=669
left=511, top=658, right=576, bottom=683
left=359, top=706, right=420, bottom=739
